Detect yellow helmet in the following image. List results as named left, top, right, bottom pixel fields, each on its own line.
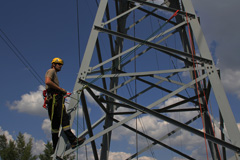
left=51, top=57, right=64, bottom=65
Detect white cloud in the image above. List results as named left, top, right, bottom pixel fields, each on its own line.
left=191, top=147, right=211, bottom=160
left=42, top=118, right=51, bottom=140
left=0, top=126, right=14, bottom=142
left=181, top=71, right=190, bottom=78
left=192, top=0, right=240, bottom=99
left=7, top=85, right=98, bottom=117
left=32, top=139, right=46, bottom=156
left=65, top=144, right=156, bottom=160
left=22, top=132, right=46, bottom=156
left=111, top=97, right=199, bottom=150
left=7, top=85, right=48, bottom=117
left=238, top=123, right=240, bottom=130
left=172, top=157, right=186, bottom=160
left=109, top=151, right=156, bottom=160
left=151, top=0, right=164, bottom=5
left=108, top=97, right=219, bottom=159
left=159, top=97, right=199, bottom=122
left=221, top=69, right=240, bottom=98
left=166, top=130, right=203, bottom=150
left=76, top=106, right=85, bottom=117
left=75, top=145, right=156, bottom=160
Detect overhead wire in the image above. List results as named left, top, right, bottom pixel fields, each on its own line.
left=124, top=2, right=176, bottom=159
left=0, top=28, right=45, bottom=85
left=132, top=9, right=139, bottom=160
left=76, top=0, right=81, bottom=68
left=138, top=1, right=159, bottom=158
left=73, top=0, right=105, bottom=156
left=74, top=0, right=90, bottom=159
left=138, top=116, right=156, bottom=158
left=69, top=0, right=103, bottom=138
left=123, top=74, right=134, bottom=98
left=161, top=6, right=189, bottom=156
left=94, top=0, right=99, bottom=6
left=150, top=1, right=175, bottom=158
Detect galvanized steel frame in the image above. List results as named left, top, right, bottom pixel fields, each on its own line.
left=53, top=0, right=240, bottom=159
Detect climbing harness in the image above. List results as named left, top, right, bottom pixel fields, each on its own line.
left=42, top=90, right=71, bottom=110
left=44, top=91, right=73, bottom=136
left=42, top=90, right=49, bottom=109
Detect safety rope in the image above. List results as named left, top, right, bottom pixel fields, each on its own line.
left=60, top=97, right=65, bottom=128
left=185, top=12, right=209, bottom=160
left=186, top=13, right=222, bottom=160
left=200, top=77, right=222, bottom=159
left=50, top=94, right=57, bottom=134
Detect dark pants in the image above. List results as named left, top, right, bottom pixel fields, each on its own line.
left=47, top=94, right=76, bottom=150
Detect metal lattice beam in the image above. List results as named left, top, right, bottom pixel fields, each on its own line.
left=52, top=0, right=240, bottom=159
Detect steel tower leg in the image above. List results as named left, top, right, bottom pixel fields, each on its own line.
left=182, top=0, right=240, bottom=159
left=53, top=0, right=109, bottom=158
left=100, top=1, right=129, bottom=159
left=52, top=0, right=240, bottom=159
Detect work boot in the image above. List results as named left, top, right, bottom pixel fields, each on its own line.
left=71, top=137, right=86, bottom=149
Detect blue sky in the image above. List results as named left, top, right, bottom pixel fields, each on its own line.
left=1, top=0, right=240, bottom=159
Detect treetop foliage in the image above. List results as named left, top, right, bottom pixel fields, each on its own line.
left=0, top=132, right=75, bottom=160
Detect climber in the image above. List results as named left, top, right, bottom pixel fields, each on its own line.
left=45, top=57, right=85, bottom=151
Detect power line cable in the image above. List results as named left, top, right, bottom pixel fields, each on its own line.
left=94, top=0, right=99, bottom=6
left=75, top=1, right=90, bottom=158
left=0, top=28, right=44, bottom=85
left=133, top=9, right=139, bottom=160
left=76, top=0, right=81, bottom=68
left=75, top=0, right=81, bottom=158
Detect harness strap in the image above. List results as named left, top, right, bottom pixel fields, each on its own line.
left=50, top=93, right=71, bottom=133
left=43, top=89, right=72, bottom=132
left=51, top=94, right=56, bottom=122
left=60, top=96, right=65, bottom=129
left=51, top=94, right=59, bottom=133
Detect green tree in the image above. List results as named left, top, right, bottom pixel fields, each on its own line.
left=0, top=134, right=7, bottom=153
left=15, top=132, right=37, bottom=160
left=39, top=141, right=53, bottom=160
left=0, top=135, right=18, bottom=160
left=0, top=133, right=37, bottom=160
left=39, top=141, right=75, bottom=160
